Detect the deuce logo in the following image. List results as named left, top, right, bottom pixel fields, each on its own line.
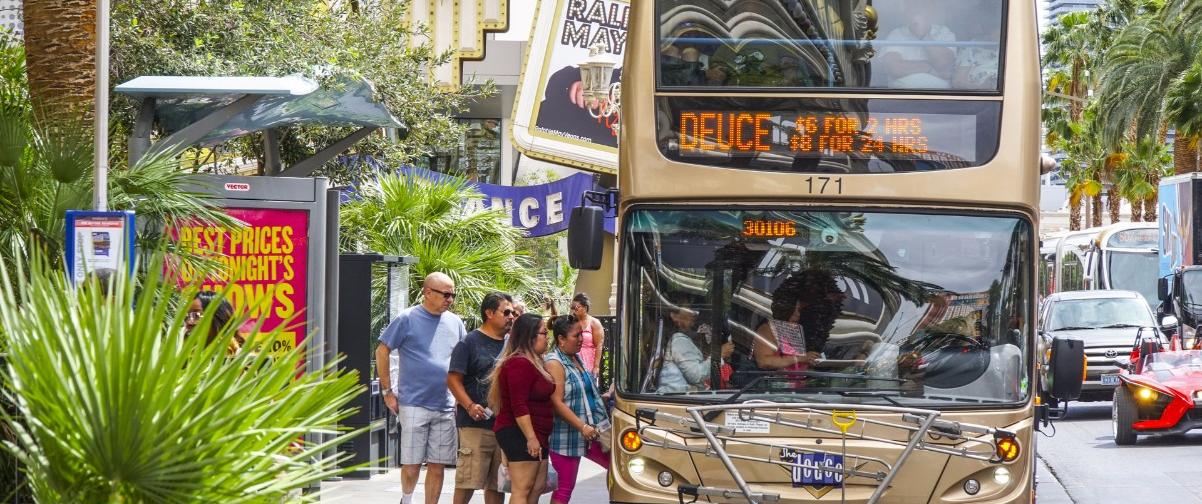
left=780, top=448, right=844, bottom=487
left=224, top=182, right=251, bottom=192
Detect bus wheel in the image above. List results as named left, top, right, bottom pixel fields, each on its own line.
left=1112, top=386, right=1138, bottom=446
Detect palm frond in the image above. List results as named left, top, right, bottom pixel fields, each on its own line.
left=0, top=250, right=364, bottom=502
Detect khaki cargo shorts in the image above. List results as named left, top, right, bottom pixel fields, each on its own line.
left=455, top=427, right=502, bottom=491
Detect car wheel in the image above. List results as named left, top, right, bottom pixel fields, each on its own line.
left=1112, top=385, right=1138, bottom=446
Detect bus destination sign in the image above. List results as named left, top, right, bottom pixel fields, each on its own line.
left=678, top=111, right=932, bottom=156
left=655, top=97, right=1000, bottom=174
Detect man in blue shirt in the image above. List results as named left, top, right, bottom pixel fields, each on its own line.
left=377, top=272, right=467, bottom=504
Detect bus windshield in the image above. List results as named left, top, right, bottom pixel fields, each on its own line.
left=1107, top=251, right=1158, bottom=307
left=620, top=209, right=1032, bottom=407
left=657, top=0, right=1005, bottom=91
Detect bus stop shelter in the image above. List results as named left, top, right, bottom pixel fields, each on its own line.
left=115, top=74, right=405, bottom=175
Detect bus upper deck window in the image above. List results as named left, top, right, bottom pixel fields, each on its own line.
left=656, top=0, right=1005, bottom=92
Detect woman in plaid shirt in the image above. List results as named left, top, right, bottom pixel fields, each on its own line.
left=545, top=314, right=611, bottom=503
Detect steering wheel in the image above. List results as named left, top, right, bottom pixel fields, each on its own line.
left=908, top=331, right=987, bottom=354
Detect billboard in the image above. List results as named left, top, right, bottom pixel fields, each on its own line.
left=175, top=208, right=310, bottom=355
left=511, top=0, right=629, bottom=174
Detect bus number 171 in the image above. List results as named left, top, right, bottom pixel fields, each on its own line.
left=804, top=177, right=843, bottom=195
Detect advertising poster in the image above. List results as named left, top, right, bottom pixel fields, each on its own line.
left=65, top=211, right=136, bottom=285
left=174, top=208, right=310, bottom=355
left=511, top=0, right=629, bottom=174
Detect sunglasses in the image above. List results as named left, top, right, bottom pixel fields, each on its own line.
left=429, top=288, right=456, bottom=300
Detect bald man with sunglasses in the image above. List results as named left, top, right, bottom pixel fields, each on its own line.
left=377, top=272, right=467, bottom=504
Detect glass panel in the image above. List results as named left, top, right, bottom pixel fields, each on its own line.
left=1107, top=251, right=1158, bottom=307
left=619, top=208, right=1031, bottom=407
left=1046, top=298, right=1154, bottom=331
left=1107, top=228, right=1158, bottom=249
left=416, top=118, right=504, bottom=184
left=657, top=0, right=1004, bottom=91
left=656, top=97, right=1000, bottom=173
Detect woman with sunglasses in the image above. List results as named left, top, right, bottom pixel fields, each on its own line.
left=545, top=314, right=610, bottom=503
left=184, top=291, right=245, bottom=355
left=487, top=313, right=555, bottom=504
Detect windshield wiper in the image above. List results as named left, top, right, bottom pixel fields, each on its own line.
left=1098, top=323, right=1146, bottom=329
left=833, top=389, right=907, bottom=407
left=702, top=370, right=903, bottom=421
left=1051, top=325, right=1096, bottom=331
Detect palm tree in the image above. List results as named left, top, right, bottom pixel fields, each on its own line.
left=21, top=0, right=97, bottom=120
left=1115, top=137, right=1171, bottom=222
left=339, top=171, right=549, bottom=326
left=0, top=252, right=364, bottom=502
left=1043, top=11, right=1108, bottom=229
left=1163, top=61, right=1202, bottom=173
left=1043, top=11, right=1099, bottom=123
left=1096, top=7, right=1202, bottom=174
left=0, top=37, right=233, bottom=276
left=1053, top=109, right=1107, bottom=230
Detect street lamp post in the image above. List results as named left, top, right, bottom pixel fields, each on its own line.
left=94, top=0, right=110, bottom=211
left=578, top=44, right=620, bottom=133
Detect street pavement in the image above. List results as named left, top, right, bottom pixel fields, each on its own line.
left=321, top=460, right=609, bottom=503
left=1038, top=401, right=1202, bottom=504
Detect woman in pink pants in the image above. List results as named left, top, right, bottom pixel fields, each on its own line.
left=545, top=314, right=611, bottom=503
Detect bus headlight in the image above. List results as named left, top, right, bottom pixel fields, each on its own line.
left=628, top=457, right=646, bottom=474
left=993, top=467, right=1011, bottom=485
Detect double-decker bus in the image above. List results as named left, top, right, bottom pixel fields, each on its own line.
left=569, top=0, right=1083, bottom=502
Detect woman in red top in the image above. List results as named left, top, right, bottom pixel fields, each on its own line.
left=488, top=313, right=555, bottom=504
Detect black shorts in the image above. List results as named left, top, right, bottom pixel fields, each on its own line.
left=495, top=426, right=548, bottom=462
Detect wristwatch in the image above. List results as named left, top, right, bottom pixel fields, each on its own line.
left=382, top=388, right=395, bottom=397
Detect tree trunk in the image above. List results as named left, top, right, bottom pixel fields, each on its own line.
left=1069, top=198, right=1082, bottom=231
left=1091, top=193, right=1103, bottom=227
left=1173, top=135, right=1199, bottom=174
left=22, top=0, right=97, bottom=122
left=1129, top=198, right=1143, bottom=222
left=1144, top=196, right=1157, bottom=222
left=1107, top=185, right=1121, bottom=223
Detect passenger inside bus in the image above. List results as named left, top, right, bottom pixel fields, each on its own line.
left=877, top=6, right=957, bottom=88
left=952, top=18, right=1001, bottom=89
left=752, top=270, right=845, bottom=373
left=655, top=295, right=734, bottom=393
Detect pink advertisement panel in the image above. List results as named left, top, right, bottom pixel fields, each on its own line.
left=174, top=208, right=310, bottom=355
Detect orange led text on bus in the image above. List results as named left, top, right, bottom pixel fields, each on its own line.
left=679, top=111, right=930, bottom=156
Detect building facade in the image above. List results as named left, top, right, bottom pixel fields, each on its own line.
left=0, top=0, right=21, bottom=38
left=1045, top=0, right=1100, bottom=24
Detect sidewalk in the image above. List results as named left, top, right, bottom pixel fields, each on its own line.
left=323, top=457, right=1068, bottom=503
left=321, top=462, right=609, bottom=503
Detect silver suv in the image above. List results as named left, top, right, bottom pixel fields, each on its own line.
left=1038, top=290, right=1164, bottom=402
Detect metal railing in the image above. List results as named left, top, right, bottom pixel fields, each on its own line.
left=634, top=401, right=1013, bottom=504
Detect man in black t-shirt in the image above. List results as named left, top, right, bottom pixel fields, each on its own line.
left=447, top=292, right=514, bottom=504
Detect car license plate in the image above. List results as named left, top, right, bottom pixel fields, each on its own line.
left=1101, top=374, right=1120, bottom=386
left=783, top=450, right=844, bottom=488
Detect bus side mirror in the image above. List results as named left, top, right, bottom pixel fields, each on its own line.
left=568, top=206, right=604, bottom=270
left=1161, top=315, right=1179, bottom=334
left=1159, top=277, right=1169, bottom=302
left=1047, top=337, right=1084, bottom=402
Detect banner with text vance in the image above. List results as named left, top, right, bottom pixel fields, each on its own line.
left=396, top=166, right=616, bottom=237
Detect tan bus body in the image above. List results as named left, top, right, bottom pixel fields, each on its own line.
left=604, top=0, right=1046, bottom=502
